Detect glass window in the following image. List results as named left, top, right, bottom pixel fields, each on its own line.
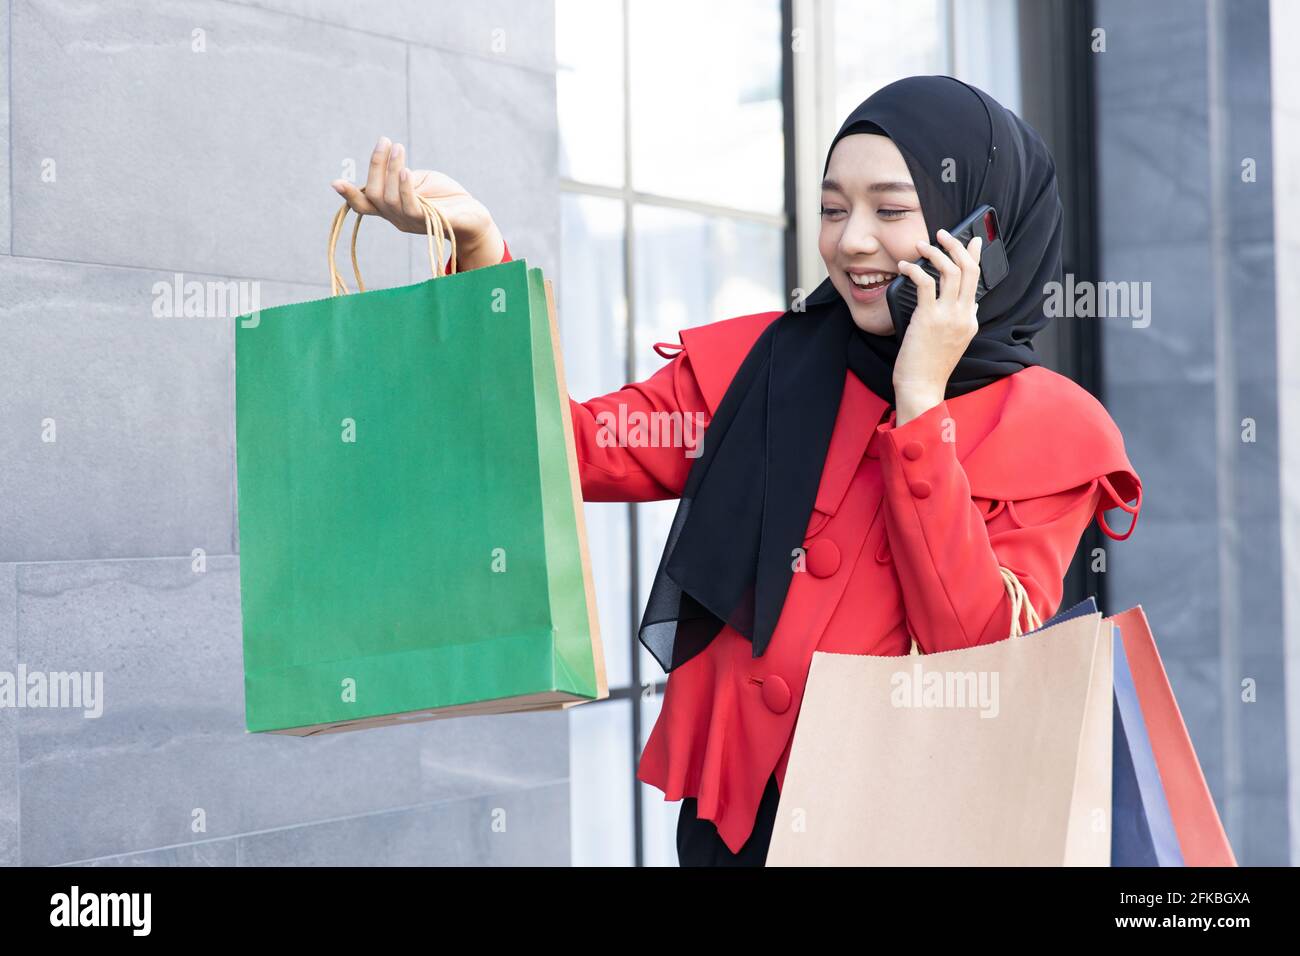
left=829, top=0, right=1020, bottom=148
left=560, top=0, right=787, bottom=868
left=832, top=0, right=951, bottom=131
left=569, top=698, right=635, bottom=866
left=638, top=688, right=678, bottom=867
left=632, top=205, right=785, bottom=378
left=557, top=0, right=626, bottom=187
left=629, top=0, right=785, bottom=213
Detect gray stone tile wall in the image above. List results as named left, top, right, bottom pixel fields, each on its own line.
left=0, top=0, right=565, bottom=867
left=1095, top=0, right=1290, bottom=864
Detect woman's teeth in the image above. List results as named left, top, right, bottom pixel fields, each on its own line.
left=848, top=272, right=896, bottom=288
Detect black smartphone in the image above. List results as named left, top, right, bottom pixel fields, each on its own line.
left=884, top=204, right=1010, bottom=339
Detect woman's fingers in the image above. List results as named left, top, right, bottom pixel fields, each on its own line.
left=397, top=166, right=426, bottom=226
left=384, top=143, right=406, bottom=209
left=955, top=235, right=983, bottom=306
left=917, top=232, right=962, bottom=304
left=364, top=137, right=392, bottom=212
left=934, top=229, right=982, bottom=306
left=335, top=141, right=482, bottom=242
left=331, top=179, right=379, bottom=215
left=897, top=258, right=936, bottom=307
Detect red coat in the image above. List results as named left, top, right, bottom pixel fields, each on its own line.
left=472, top=240, right=1144, bottom=855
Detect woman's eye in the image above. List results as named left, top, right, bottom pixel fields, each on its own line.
left=819, top=206, right=844, bottom=219
left=878, top=208, right=909, bottom=220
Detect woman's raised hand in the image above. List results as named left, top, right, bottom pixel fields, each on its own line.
left=891, top=228, right=984, bottom=425
left=331, top=137, right=504, bottom=270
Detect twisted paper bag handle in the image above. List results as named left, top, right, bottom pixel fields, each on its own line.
left=909, top=566, right=1043, bottom=656
left=328, top=193, right=458, bottom=295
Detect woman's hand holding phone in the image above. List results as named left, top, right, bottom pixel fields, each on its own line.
left=331, top=136, right=505, bottom=272
left=891, top=229, right=984, bottom=426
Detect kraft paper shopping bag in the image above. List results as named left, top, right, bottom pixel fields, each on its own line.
left=766, top=607, right=1113, bottom=866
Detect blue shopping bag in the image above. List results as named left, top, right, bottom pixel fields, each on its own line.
left=1111, top=624, right=1184, bottom=866
left=1028, top=597, right=1184, bottom=866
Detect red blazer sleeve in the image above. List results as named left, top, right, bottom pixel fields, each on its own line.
left=875, top=398, right=1105, bottom=654
left=567, top=350, right=711, bottom=502
left=442, top=237, right=512, bottom=274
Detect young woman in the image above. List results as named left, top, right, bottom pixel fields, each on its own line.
left=332, top=75, right=1143, bottom=867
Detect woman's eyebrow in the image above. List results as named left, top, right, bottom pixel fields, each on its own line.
left=821, top=177, right=917, bottom=195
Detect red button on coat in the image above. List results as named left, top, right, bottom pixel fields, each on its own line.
left=902, top=440, right=924, bottom=460
left=761, top=675, right=792, bottom=714
left=805, top=538, right=841, bottom=577
left=909, top=479, right=932, bottom=498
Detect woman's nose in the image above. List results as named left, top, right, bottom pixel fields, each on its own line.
left=840, top=227, right=882, bottom=256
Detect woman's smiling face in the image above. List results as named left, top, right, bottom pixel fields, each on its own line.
left=818, top=132, right=930, bottom=336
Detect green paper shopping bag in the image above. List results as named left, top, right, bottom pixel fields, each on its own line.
left=235, top=201, right=606, bottom=735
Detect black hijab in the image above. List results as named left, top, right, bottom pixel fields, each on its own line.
left=636, top=75, right=1064, bottom=672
